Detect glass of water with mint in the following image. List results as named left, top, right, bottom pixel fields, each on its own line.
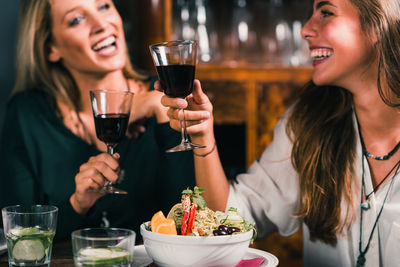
left=72, top=228, right=135, bottom=267
left=1, top=205, right=58, bottom=266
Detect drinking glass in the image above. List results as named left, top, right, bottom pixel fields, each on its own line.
left=149, top=40, right=205, bottom=152
left=90, top=90, right=134, bottom=194
left=72, top=228, right=136, bottom=267
left=2, top=205, right=58, bottom=267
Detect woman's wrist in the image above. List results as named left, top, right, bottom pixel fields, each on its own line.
left=70, top=193, right=89, bottom=215
left=193, top=140, right=216, bottom=157
left=191, top=132, right=216, bottom=155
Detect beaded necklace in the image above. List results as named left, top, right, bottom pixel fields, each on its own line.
left=362, top=139, right=400, bottom=161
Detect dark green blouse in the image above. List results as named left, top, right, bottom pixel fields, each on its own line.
left=0, top=87, right=195, bottom=241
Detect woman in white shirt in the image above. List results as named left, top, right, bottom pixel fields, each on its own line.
left=160, top=0, right=400, bottom=266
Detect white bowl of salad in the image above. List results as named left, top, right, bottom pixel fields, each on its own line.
left=140, top=187, right=256, bottom=267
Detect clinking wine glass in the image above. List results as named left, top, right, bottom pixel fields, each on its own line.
left=150, top=40, right=205, bottom=152
left=90, top=90, right=133, bottom=194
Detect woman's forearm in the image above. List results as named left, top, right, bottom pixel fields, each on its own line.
left=193, top=141, right=229, bottom=212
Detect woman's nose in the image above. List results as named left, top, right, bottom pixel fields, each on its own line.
left=301, top=18, right=316, bottom=41
left=90, top=14, right=107, bottom=34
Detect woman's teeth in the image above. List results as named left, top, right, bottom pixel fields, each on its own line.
left=310, top=49, right=333, bottom=60
left=93, top=36, right=116, bottom=51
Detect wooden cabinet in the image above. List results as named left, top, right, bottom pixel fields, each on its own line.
left=197, top=65, right=312, bottom=166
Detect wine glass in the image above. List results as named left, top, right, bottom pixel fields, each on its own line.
left=90, top=90, right=133, bottom=194
left=149, top=40, right=205, bottom=152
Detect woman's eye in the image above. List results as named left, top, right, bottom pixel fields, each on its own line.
left=69, top=15, right=84, bottom=26
left=321, top=10, right=334, bottom=17
left=99, top=3, right=111, bottom=11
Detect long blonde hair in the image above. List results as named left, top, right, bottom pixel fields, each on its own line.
left=14, top=0, right=148, bottom=113
left=288, top=0, right=400, bottom=245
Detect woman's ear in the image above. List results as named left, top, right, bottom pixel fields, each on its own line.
left=48, top=44, right=61, bottom=62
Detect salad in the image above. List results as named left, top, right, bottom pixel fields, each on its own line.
left=149, top=187, right=256, bottom=241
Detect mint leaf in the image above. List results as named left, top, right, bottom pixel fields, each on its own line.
left=192, top=195, right=206, bottom=209
left=182, top=189, right=193, bottom=195
left=193, top=186, right=205, bottom=195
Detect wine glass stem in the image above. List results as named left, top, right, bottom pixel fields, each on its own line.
left=107, top=144, right=115, bottom=155
left=105, top=144, right=115, bottom=187
left=180, top=108, right=189, bottom=143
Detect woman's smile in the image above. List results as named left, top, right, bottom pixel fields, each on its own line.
left=92, top=35, right=118, bottom=56
left=310, top=47, right=334, bottom=66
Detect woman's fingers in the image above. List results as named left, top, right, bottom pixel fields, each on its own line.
left=161, top=95, right=187, bottom=109
left=167, top=108, right=210, bottom=121
left=84, top=153, right=119, bottom=171
left=78, top=166, right=114, bottom=186
left=166, top=109, right=209, bottom=132
left=191, top=80, right=208, bottom=104
left=78, top=153, right=120, bottom=184
left=75, top=170, right=105, bottom=192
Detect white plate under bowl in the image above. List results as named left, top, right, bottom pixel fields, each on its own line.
left=132, top=245, right=278, bottom=267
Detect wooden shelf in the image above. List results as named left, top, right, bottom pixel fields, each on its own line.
left=197, top=65, right=313, bottom=83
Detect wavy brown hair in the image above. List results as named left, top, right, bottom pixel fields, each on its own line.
left=14, top=0, right=148, bottom=113
left=287, top=0, right=400, bottom=245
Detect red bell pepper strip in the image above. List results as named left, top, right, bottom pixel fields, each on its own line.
left=180, top=194, right=191, bottom=235
left=186, top=202, right=198, bottom=235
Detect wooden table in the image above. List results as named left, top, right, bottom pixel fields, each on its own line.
left=0, top=240, right=74, bottom=266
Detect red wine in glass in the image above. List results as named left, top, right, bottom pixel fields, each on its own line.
left=94, top=113, right=129, bottom=145
left=156, top=64, right=195, bottom=98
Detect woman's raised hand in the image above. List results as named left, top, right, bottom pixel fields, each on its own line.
left=159, top=79, right=214, bottom=144
left=70, top=153, right=120, bottom=215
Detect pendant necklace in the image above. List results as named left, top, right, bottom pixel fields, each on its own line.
left=360, top=159, right=400, bottom=210
left=356, top=152, right=400, bottom=266
left=359, top=133, right=400, bottom=210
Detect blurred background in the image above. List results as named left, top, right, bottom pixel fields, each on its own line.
left=118, top=0, right=312, bottom=72
left=0, top=1, right=313, bottom=266
left=0, top=0, right=20, bottom=136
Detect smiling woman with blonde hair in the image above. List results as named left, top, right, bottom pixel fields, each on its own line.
left=0, top=0, right=195, bottom=241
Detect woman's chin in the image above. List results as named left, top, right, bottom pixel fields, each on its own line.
left=311, top=75, right=334, bottom=87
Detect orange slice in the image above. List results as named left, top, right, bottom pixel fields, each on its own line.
left=150, top=211, right=165, bottom=230
left=152, top=218, right=177, bottom=235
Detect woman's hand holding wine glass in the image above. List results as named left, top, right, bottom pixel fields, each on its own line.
left=159, top=79, right=215, bottom=151
left=71, top=153, right=120, bottom=215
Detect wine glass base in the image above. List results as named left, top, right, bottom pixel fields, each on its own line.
left=97, top=186, right=128, bottom=194
left=166, top=142, right=206, bottom=153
